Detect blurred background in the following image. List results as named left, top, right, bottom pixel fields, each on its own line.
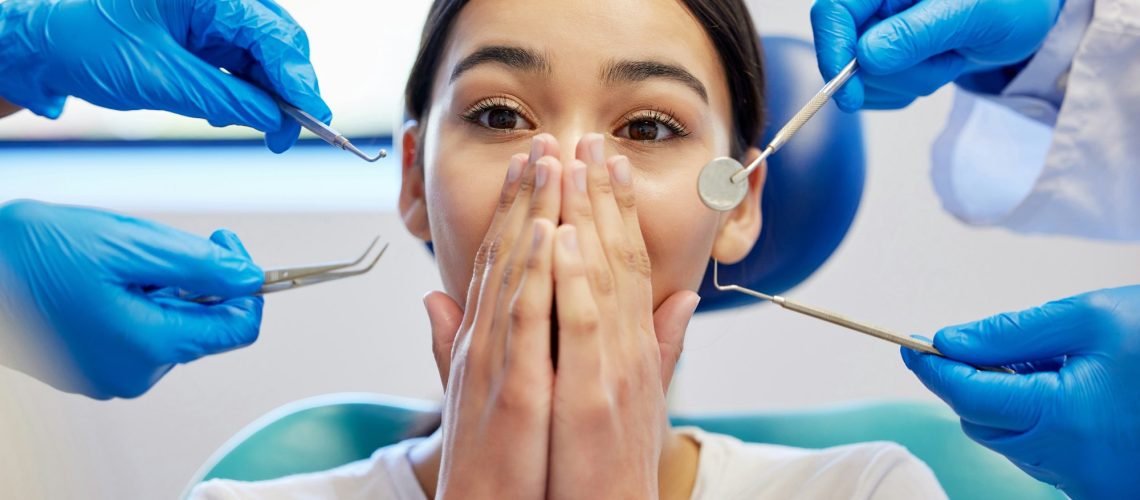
left=1, top=0, right=1138, bottom=498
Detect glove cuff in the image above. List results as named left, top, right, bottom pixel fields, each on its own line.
left=0, top=0, right=67, bottom=119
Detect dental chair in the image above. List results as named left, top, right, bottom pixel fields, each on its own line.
left=183, top=38, right=1064, bottom=499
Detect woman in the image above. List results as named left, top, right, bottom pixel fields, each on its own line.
left=191, top=0, right=945, bottom=497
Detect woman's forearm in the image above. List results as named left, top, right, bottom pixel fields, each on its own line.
left=0, top=97, right=22, bottom=118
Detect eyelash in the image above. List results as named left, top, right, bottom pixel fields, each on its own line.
left=619, top=108, right=692, bottom=140
left=459, top=95, right=531, bottom=132
left=459, top=96, right=692, bottom=141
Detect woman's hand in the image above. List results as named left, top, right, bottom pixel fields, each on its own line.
left=423, top=135, right=564, bottom=500
left=547, top=134, right=702, bottom=499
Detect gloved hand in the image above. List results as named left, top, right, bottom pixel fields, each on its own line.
left=0, top=0, right=331, bottom=152
left=810, top=0, right=1064, bottom=111
left=902, top=286, right=1140, bottom=500
left=0, top=200, right=265, bottom=399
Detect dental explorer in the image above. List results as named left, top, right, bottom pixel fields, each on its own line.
left=277, top=101, right=387, bottom=162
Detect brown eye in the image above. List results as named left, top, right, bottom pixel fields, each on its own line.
left=617, top=117, right=677, bottom=142
left=485, top=108, right=520, bottom=130
left=628, top=120, right=659, bottom=141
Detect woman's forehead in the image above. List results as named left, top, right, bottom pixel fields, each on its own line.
left=444, top=0, right=726, bottom=86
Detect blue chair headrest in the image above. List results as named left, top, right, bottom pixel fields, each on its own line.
left=695, top=37, right=866, bottom=313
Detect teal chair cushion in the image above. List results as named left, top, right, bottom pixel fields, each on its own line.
left=185, top=393, right=1063, bottom=499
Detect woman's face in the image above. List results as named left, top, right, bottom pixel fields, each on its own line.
left=401, top=0, right=764, bottom=309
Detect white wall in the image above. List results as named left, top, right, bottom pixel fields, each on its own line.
left=1, top=1, right=1138, bottom=499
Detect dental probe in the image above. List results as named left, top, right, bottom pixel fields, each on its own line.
left=698, top=59, right=860, bottom=211
left=712, top=262, right=1015, bottom=374
left=277, top=101, right=387, bottom=162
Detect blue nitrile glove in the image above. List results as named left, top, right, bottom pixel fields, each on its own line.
left=902, top=286, right=1140, bottom=500
left=0, top=0, right=331, bottom=152
left=0, top=200, right=265, bottom=399
left=810, top=0, right=1064, bottom=111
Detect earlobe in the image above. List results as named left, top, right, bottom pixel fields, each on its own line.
left=710, top=147, right=765, bottom=264
left=398, top=120, right=432, bottom=242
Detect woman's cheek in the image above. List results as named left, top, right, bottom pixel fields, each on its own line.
left=427, top=162, right=503, bottom=305
left=636, top=177, right=722, bottom=307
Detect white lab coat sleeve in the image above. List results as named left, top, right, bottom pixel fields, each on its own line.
left=931, top=0, right=1140, bottom=241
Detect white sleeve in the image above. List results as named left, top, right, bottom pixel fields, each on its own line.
left=865, top=447, right=948, bottom=500
left=931, top=0, right=1140, bottom=241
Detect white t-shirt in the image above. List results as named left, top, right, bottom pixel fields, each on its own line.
left=188, top=427, right=946, bottom=499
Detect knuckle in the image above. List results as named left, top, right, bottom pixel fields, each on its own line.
left=509, top=297, right=542, bottom=326
left=527, top=201, right=547, bottom=219
left=500, top=260, right=518, bottom=288
left=495, top=383, right=539, bottom=415
left=498, top=186, right=517, bottom=212
left=590, top=267, right=616, bottom=296
left=617, top=244, right=652, bottom=278
left=575, top=393, right=613, bottom=424
left=525, top=249, right=545, bottom=271
left=563, top=310, right=600, bottom=333
left=570, top=202, right=594, bottom=221
left=484, top=237, right=507, bottom=267
left=616, top=191, right=638, bottom=212
left=517, top=169, right=537, bottom=195
left=593, top=178, right=615, bottom=197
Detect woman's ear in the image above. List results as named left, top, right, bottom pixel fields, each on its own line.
left=398, top=120, right=432, bottom=242
left=711, top=147, right=766, bottom=264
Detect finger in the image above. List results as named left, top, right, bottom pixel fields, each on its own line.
left=505, top=220, right=555, bottom=382
left=606, top=155, right=653, bottom=307
left=810, top=0, right=876, bottom=110
left=856, top=0, right=983, bottom=75
left=492, top=155, right=562, bottom=361
left=554, top=225, right=603, bottom=376
left=467, top=135, right=559, bottom=345
left=652, top=291, right=700, bottom=391
left=103, top=215, right=264, bottom=299
left=561, top=144, right=615, bottom=304
left=461, top=153, right=528, bottom=331
left=142, top=230, right=266, bottom=364
left=862, top=92, right=917, bottom=110
left=901, top=347, right=1056, bottom=431
left=141, top=41, right=283, bottom=133
left=932, top=294, right=1102, bottom=366
left=859, top=52, right=967, bottom=97
left=424, top=290, right=465, bottom=387
left=579, top=136, right=637, bottom=298
left=187, top=0, right=332, bottom=152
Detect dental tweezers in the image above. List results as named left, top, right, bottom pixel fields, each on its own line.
left=191, top=237, right=389, bottom=304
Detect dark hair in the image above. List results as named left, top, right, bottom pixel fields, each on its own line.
left=404, top=0, right=766, bottom=159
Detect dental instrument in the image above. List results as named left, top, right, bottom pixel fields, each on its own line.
left=698, top=60, right=860, bottom=211
left=712, top=260, right=1014, bottom=373
left=278, top=101, right=388, bottom=162
left=190, top=236, right=389, bottom=304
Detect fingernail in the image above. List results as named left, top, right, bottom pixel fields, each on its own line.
left=573, top=164, right=587, bottom=192
left=589, top=134, right=604, bottom=165
left=612, top=157, right=631, bottom=186
left=560, top=226, right=578, bottom=251
left=507, top=156, right=523, bottom=183
left=536, top=159, right=549, bottom=188
left=532, top=221, right=546, bottom=250
left=530, top=136, right=543, bottom=162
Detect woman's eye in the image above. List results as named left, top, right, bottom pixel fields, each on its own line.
left=478, top=107, right=531, bottom=130
left=617, top=119, right=677, bottom=142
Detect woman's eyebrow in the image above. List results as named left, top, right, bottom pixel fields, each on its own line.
left=450, top=45, right=551, bottom=83
left=600, top=59, right=709, bottom=103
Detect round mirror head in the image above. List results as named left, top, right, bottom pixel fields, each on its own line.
left=698, top=157, right=749, bottom=212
